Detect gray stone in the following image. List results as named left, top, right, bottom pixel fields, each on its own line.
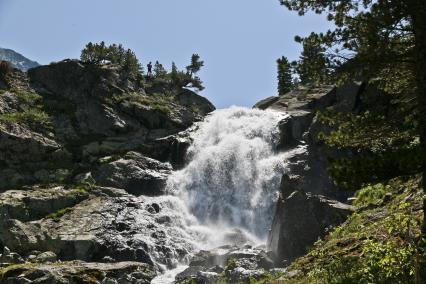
left=268, top=190, right=354, bottom=264
left=253, top=96, right=280, bottom=110
left=175, top=89, right=216, bottom=115
left=0, top=185, right=89, bottom=221
left=0, top=246, right=24, bottom=264
left=0, top=261, right=155, bottom=284
left=35, top=251, right=57, bottom=262
left=93, top=151, right=172, bottom=196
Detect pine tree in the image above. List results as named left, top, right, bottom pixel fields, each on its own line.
left=171, top=62, right=178, bottom=79
left=80, top=42, right=142, bottom=76
left=186, top=54, right=204, bottom=75
left=153, top=61, right=167, bottom=77
left=279, top=1, right=426, bottom=280
left=295, top=33, right=329, bottom=84
left=277, top=56, right=293, bottom=96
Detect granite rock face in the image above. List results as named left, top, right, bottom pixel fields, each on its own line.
left=0, top=60, right=214, bottom=190
left=254, top=82, right=365, bottom=264
left=268, top=188, right=354, bottom=264
left=0, top=60, right=214, bottom=282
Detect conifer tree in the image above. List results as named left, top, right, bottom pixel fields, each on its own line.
left=171, top=62, right=178, bottom=79
left=294, top=33, right=329, bottom=84
left=80, top=42, right=142, bottom=76
left=186, top=54, right=204, bottom=75
left=277, top=56, right=293, bottom=96
left=279, top=1, right=426, bottom=279
left=153, top=61, right=167, bottom=77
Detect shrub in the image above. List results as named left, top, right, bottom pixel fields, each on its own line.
left=80, top=41, right=142, bottom=76
left=46, top=207, right=73, bottom=222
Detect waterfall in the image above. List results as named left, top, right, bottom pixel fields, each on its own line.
left=167, top=106, right=289, bottom=244
left=151, top=106, right=293, bottom=283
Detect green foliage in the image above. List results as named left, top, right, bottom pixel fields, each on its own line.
left=294, top=33, right=330, bottom=84
left=354, top=183, right=388, bottom=208
left=316, top=90, right=420, bottom=189
left=71, top=182, right=96, bottom=195
left=225, top=257, right=237, bottom=270
left=186, top=53, right=204, bottom=75
left=279, top=0, right=419, bottom=87
left=149, top=57, right=205, bottom=92
left=153, top=61, right=167, bottom=78
left=0, top=89, right=50, bottom=125
left=282, top=177, right=424, bottom=284
left=112, top=92, right=173, bottom=114
left=0, top=264, right=31, bottom=280
left=277, top=56, right=294, bottom=95
left=0, top=108, right=49, bottom=124
left=46, top=207, right=73, bottom=222
left=80, top=41, right=142, bottom=76
left=278, top=0, right=424, bottom=192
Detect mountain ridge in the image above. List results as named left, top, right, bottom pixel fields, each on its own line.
left=0, top=47, right=40, bottom=71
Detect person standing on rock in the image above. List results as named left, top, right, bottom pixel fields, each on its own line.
left=147, top=62, right=153, bottom=76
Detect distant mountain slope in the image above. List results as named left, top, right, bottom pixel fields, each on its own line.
left=0, top=47, right=40, bottom=71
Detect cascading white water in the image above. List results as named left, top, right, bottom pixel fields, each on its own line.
left=151, top=106, right=294, bottom=283
left=167, top=106, right=289, bottom=243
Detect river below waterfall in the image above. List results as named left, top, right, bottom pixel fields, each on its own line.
left=150, top=106, right=291, bottom=283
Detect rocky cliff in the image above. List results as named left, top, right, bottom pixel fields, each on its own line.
left=0, top=60, right=214, bottom=283
left=255, top=83, right=364, bottom=265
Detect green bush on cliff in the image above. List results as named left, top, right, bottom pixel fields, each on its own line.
left=111, top=92, right=173, bottom=114
left=80, top=41, right=142, bottom=76
left=46, top=207, right=73, bottom=222
left=282, top=176, right=424, bottom=284
left=0, top=108, right=49, bottom=124
left=0, top=89, right=50, bottom=124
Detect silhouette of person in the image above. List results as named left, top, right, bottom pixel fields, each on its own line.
left=147, top=62, right=152, bottom=75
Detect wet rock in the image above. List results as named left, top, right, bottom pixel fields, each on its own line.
left=0, top=193, right=198, bottom=272
left=176, top=245, right=275, bottom=283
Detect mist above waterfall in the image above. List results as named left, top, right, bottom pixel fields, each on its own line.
left=167, top=106, right=289, bottom=242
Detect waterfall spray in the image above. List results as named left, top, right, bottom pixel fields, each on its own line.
left=167, top=106, right=289, bottom=242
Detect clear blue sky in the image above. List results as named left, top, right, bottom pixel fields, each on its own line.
left=0, top=0, right=331, bottom=108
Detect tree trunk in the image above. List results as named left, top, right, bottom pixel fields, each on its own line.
left=409, top=0, right=426, bottom=283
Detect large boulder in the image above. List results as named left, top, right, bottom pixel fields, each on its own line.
left=254, top=85, right=336, bottom=113
left=268, top=187, right=354, bottom=264
left=0, top=185, right=89, bottom=221
left=93, top=151, right=172, bottom=196
left=175, top=89, right=216, bottom=115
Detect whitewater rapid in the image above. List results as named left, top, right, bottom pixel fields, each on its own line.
left=150, top=106, right=292, bottom=282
